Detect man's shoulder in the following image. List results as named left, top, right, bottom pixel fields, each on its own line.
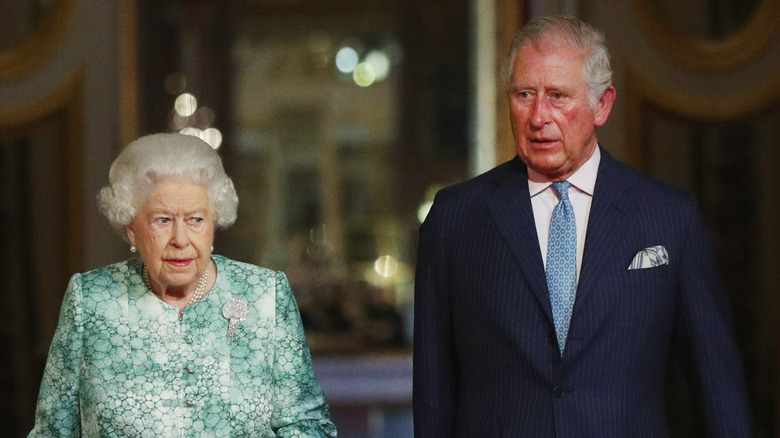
left=420, top=159, right=525, bottom=231
left=600, top=151, right=698, bottom=208
left=434, top=158, right=522, bottom=203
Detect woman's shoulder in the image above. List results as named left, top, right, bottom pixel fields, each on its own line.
left=213, top=255, right=279, bottom=277
left=213, top=255, right=285, bottom=292
left=68, top=259, right=142, bottom=306
left=75, top=258, right=140, bottom=285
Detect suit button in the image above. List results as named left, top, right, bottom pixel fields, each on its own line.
left=553, top=386, right=566, bottom=398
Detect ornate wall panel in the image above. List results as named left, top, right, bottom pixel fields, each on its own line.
left=634, top=0, right=780, bottom=71
left=0, top=0, right=77, bottom=82
left=0, top=71, right=84, bottom=437
left=626, top=26, right=780, bottom=435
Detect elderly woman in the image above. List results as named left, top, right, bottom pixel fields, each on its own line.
left=29, top=134, right=337, bottom=437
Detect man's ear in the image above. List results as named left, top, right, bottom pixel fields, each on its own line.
left=594, top=85, right=616, bottom=127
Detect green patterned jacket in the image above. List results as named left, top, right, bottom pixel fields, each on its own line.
left=29, top=255, right=337, bottom=437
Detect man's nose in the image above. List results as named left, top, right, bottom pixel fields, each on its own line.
left=530, top=96, right=552, bottom=127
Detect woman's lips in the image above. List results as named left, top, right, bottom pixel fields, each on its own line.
left=166, top=259, right=193, bottom=268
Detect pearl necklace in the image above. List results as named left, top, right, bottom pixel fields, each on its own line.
left=142, top=264, right=209, bottom=311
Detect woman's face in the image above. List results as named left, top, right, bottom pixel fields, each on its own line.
left=126, top=179, right=214, bottom=293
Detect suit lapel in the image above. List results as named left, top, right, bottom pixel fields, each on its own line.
left=572, top=149, right=637, bottom=319
left=483, top=151, right=639, bottom=328
left=486, top=158, right=554, bottom=325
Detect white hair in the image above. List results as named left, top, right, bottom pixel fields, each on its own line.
left=98, top=133, right=238, bottom=233
left=501, top=15, right=612, bottom=109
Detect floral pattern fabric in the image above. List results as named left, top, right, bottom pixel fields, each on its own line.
left=29, top=255, right=337, bottom=437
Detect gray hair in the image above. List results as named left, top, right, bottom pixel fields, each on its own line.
left=98, top=133, right=238, bottom=232
left=501, top=15, right=612, bottom=109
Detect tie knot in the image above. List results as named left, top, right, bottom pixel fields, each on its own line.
left=551, top=181, right=571, bottom=201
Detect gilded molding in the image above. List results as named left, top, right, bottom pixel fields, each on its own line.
left=624, top=62, right=780, bottom=169
left=0, top=0, right=78, bottom=82
left=120, top=0, right=139, bottom=146
left=495, top=0, right=525, bottom=164
left=634, top=0, right=780, bottom=71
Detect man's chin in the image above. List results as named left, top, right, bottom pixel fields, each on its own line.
left=524, top=159, right=569, bottom=181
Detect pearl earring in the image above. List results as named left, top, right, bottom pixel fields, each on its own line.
left=130, top=245, right=137, bottom=253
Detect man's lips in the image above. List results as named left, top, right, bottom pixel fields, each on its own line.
left=528, top=138, right=559, bottom=148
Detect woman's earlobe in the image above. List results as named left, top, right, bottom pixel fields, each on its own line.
left=126, top=225, right=136, bottom=246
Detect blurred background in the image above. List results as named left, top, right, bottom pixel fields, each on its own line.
left=0, top=0, right=778, bottom=436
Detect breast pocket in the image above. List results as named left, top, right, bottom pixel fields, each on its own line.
left=621, top=265, right=675, bottom=312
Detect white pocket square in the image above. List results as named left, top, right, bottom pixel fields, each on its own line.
left=628, top=245, right=669, bottom=270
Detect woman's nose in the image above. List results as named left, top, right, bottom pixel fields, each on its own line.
left=170, top=221, right=189, bottom=247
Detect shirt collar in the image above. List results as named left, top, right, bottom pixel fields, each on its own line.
left=528, top=145, right=601, bottom=197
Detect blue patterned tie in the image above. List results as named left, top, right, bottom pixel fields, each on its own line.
left=546, top=181, right=577, bottom=354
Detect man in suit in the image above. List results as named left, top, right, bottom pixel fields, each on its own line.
left=413, top=15, right=751, bottom=437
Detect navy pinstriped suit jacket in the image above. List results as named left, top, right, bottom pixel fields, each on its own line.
left=413, top=149, right=751, bottom=437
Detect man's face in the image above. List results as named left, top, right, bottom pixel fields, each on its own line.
left=508, top=40, right=615, bottom=182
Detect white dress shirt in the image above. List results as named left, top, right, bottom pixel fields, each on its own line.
left=529, top=146, right=601, bottom=280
